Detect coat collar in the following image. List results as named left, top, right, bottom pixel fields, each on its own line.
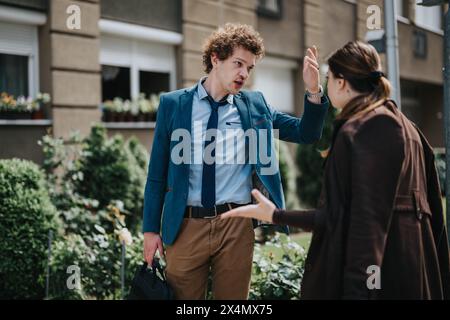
left=179, top=84, right=251, bottom=132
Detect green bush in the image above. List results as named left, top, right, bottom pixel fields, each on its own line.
left=48, top=203, right=144, bottom=300
left=47, top=234, right=89, bottom=300
left=39, top=125, right=148, bottom=233
left=278, top=142, right=301, bottom=210
left=250, top=233, right=306, bottom=300
left=70, top=125, right=147, bottom=232
left=0, top=159, right=61, bottom=299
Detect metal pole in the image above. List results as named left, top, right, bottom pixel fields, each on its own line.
left=444, top=7, right=450, bottom=245
left=384, top=0, right=402, bottom=109
left=121, top=241, right=125, bottom=300
left=45, top=230, right=53, bottom=299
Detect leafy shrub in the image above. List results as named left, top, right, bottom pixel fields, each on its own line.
left=48, top=204, right=144, bottom=300
left=250, top=233, right=306, bottom=300
left=0, top=159, right=61, bottom=299
left=70, top=125, right=147, bottom=232
left=39, top=125, right=148, bottom=233
left=278, top=142, right=301, bottom=210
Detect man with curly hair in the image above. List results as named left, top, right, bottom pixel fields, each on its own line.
left=143, top=23, right=329, bottom=299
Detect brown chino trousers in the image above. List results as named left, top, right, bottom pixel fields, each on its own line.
left=165, top=216, right=255, bottom=300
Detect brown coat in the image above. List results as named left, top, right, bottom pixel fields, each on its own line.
left=300, top=101, right=450, bottom=299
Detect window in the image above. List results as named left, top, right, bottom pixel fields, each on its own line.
left=395, top=0, right=409, bottom=19
left=253, top=57, right=297, bottom=114
left=415, top=1, right=442, bottom=33
left=257, top=0, right=282, bottom=19
left=0, top=53, right=28, bottom=97
left=100, top=34, right=176, bottom=102
left=139, top=71, right=170, bottom=97
left=102, top=65, right=131, bottom=100
left=0, top=21, right=39, bottom=98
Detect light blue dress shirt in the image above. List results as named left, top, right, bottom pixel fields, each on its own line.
left=187, top=77, right=252, bottom=206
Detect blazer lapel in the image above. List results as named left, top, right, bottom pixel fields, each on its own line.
left=178, top=85, right=197, bottom=133
left=234, top=93, right=251, bottom=130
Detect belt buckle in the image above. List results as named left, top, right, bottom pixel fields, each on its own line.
left=204, top=205, right=217, bottom=219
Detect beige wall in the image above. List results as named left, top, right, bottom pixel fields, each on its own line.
left=0, top=126, right=51, bottom=164
left=181, top=0, right=258, bottom=87
left=258, top=0, right=302, bottom=59
left=398, top=21, right=443, bottom=85
left=322, top=0, right=357, bottom=59
left=49, top=0, right=102, bottom=139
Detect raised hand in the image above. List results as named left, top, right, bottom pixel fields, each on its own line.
left=220, top=189, right=276, bottom=223
left=303, top=46, right=320, bottom=94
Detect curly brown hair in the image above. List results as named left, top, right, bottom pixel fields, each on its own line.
left=202, top=23, right=265, bottom=74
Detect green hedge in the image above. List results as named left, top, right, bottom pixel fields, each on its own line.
left=48, top=206, right=144, bottom=300
left=250, top=233, right=306, bottom=299
left=0, top=159, right=61, bottom=299
left=70, top=125, right=148, bottom=232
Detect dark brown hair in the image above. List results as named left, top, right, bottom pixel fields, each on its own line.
left=202, top=23, right=265, bottom=74
left=327, top=41, right=392, bottom=120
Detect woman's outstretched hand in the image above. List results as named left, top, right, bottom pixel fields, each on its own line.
left=220, top=189, right=276, bottom=223
left=303, top=46, right=320, bottom=94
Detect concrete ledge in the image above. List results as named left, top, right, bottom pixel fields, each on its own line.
left=0, top=119, right=53, bottom=126
left=103, top=122, right=156, bottom=129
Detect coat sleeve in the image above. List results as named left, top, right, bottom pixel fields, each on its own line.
left=261, top=92, right=329, bottom=144
left=142, top=95, right=170, bottom=233
left=342, top=114, right=405, bottom=299
left=272, top=208, right=316, bottom=232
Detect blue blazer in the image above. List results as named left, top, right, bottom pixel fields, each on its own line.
left=143, top=85, right=329, bottom=245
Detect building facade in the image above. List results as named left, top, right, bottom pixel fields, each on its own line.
left=0, top=0, right=446, bottom=164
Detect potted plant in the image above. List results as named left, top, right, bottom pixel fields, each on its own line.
left=102, top=100, right=115, bottom=122
left=101, top=93, right=162, bottom=123
left=0, top=92, right=50, bottom=120
left=148, top=93, right=160, bottom=122
left=137, top=94, right=152, bottom=122
left=32, top=92, right=51, bottom=119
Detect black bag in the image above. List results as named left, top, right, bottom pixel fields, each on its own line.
left=127, top=259, right=175, bottom=300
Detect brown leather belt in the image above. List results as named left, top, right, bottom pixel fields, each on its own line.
left=184, top=203, right=250, bottom=219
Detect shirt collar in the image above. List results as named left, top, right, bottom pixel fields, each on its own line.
left=197, top=77, right=234, bottom=105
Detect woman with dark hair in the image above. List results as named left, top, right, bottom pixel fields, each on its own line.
left=222, top=41, right=450, bottom=300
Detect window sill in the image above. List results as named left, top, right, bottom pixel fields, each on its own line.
left=102, top=121, right=156, bottom=129
left=0, top=119, right=52, bottom=126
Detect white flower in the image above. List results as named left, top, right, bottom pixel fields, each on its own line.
left=16, top=96, right=26, bottom=105
left=115, top=200, right=125, bottom=211
left=118, top=228, right=133, bottom=246
left=130, top=101, right=139, bottom=116
left=123, top=100, right=131, bottom=112
left=43, top=93, right=50, bottom=103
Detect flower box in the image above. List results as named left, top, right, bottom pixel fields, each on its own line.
left=101, top=93, right=161, bottom=123
left=0, top=111, right=32, bottom=120
left=0, top=92, right=51, bottom=120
